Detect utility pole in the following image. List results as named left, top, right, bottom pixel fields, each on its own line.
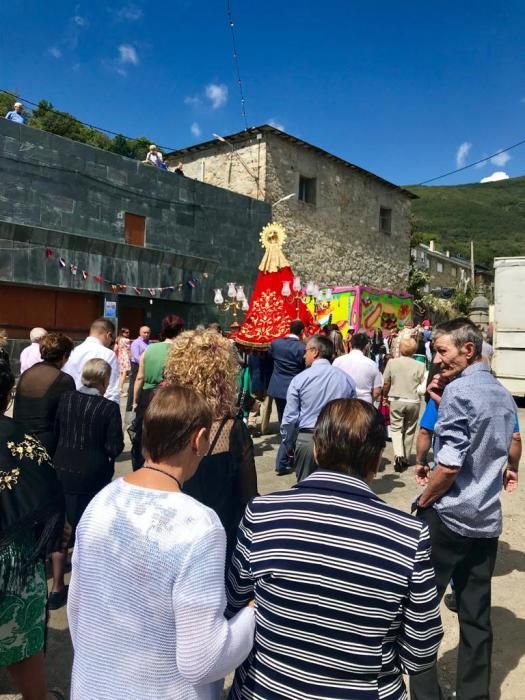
left=470, top=240, right=475, bottom=287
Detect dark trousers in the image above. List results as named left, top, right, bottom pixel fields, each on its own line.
left=294, top=431, right=316, bottom=481
left=274, top=397, right=286, bottom=424
left=126, top=361, right=139, bottom=412
left=410, top=508, right=498, bottom=700
left=274, top=397, right=291, bottom=473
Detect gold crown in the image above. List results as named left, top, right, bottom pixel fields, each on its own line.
left=259, top=222, right=287, bottom=250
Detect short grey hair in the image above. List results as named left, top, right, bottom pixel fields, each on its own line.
left=30, top=327, right=47, bottom=343
left=433, top=318, right=483, bottom=358
left=306, top=334, right=334, bottom=361
left=81, top=358, right=111, bottom=389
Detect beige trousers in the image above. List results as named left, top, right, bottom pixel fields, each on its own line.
left=389, top=400, right=420, bottom=460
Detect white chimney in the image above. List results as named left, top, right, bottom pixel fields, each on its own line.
left=429, top=240, right=435, bottom=252
left=446, top=250, right=450, bottom=257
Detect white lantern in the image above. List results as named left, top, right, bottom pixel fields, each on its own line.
left=325, top=289, right=333, bottom=302
left=236, top=285, right=246, bottom=302
left=306, top=281, right=315, bottom=296
left=292, top=275, right=301, bottom=292
left=241, top=299, right=249, bottom=311
left=214, top=289, right=224, bottom=305
left=317, top=289, right=325, bottom=302
left=281, top=281, right=291, bottom=297
left=313, top=284, right=320, bottom=299
left=227, top=282, right=237, bottom=298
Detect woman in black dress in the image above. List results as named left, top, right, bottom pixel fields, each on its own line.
left=50, top=358, right=124, bottom=609
left=13, top=333, right=75, bottom=456
left=164, top=330, right=258, bottom=562
left=0, top=359, right=66, bottom=699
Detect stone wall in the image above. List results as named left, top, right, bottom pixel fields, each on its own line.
left=0, top=119, right=270, bottom=321
left=167, top=136, right=267, bottom=201
left=265, top=134, right=411, bottom=290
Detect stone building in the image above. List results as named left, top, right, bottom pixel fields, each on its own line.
left=166, top=125, right=415, bottom=291
left=0, top=120, right=269, bottom=369
left=412, top=241, right=494, bottom=295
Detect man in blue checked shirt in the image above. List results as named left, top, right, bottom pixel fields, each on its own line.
left=415, top=385, right=521, bottom=614
left=410, top=318, right=520, bottom=700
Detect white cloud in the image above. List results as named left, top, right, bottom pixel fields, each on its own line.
left=491, top=150, right=511, bottom=167
left=48, top=46, right=62, bottom=59
left=268, top=118, right=285, bottom=131
left=205, top=83, right=228, bottom=109
left=184, top=95, right=201, bottom=107
left=73, top=15, right=88, bottom=26
left=456, top=142, right=472, bottom=168
left=191, top=122, right=202, bottom=138
left=480, top=171, right=509, bottom=183
left=116, top=3, right=143, bottom=21
left=118, top=44, right=139, bottom=65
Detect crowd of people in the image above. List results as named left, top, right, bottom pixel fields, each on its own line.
left=0, top=314, right=521, bottom=700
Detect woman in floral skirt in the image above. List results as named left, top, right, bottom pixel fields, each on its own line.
left=114, top=327, right=131, bottom=393
left=0, top=359, right=65, bottom=699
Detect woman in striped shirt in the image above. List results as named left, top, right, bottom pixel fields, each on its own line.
left=226, top=398, right=443, bottom=700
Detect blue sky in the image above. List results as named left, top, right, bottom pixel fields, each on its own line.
left=2, top=0, right=525, bottom=186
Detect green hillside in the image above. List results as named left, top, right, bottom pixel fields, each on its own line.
left=408, top=176, right=525, bottom=267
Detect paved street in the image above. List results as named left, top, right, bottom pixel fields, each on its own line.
left=1, top=402, right=524, bottom=699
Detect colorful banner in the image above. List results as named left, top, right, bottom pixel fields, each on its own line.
left=309, top=286, right=412, bottom=334
left=359, top=288, right=412, bottom=333
left=307, top=290, right=356, bottom=332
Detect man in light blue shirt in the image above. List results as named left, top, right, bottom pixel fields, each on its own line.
left=5, top=102, right=25, bottom=124
left=280, top=334, right=356, bottom=481
left=411, top=318, right=518, bottom=700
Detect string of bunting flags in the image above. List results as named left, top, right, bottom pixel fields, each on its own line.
left=45, top=247, right=209, bottom=296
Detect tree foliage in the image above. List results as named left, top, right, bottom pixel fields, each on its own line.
left=409, top=180, right=525, bottom=267
left=2, top=93, right=157, bottom=163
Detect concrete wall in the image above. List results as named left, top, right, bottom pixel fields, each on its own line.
left=0, top=119, right=270, bottom=324
left=168, top=132, right=412, bottom=291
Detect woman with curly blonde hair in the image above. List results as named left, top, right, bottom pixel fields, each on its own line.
left=164, top=330, right=258, bottom=559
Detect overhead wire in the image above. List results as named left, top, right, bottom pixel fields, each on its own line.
left=417, top=137, right=525, bottom=185
left=0, top=88, right=178, bottom=154
left=226, top=0, right=249, bottom=130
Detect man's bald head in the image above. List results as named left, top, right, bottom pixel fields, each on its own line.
left=139, top=326, right=151, bottom=340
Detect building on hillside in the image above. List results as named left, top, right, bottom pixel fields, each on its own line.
left=412, top=241, right=494, bottom=296
left=0, top=120, right=269, bottom=371
left=165, top=125, right=416, bottom=292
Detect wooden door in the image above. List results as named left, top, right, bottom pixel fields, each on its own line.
left=124, top=213, right=146, bottom=246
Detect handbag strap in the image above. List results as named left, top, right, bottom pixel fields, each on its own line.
left=207, top=416, right=230, bottom=456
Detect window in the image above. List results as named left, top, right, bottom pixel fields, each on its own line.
left=298, top=175, right=316, bottom=205
left=379, top=207, right=392, bottom=235
left=436, top=261, right=444, bottom=273
left=124, top=212, right=146, bottom=246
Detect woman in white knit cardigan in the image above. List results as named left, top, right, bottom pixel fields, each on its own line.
left=68, top=385, right=255, bottom=700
